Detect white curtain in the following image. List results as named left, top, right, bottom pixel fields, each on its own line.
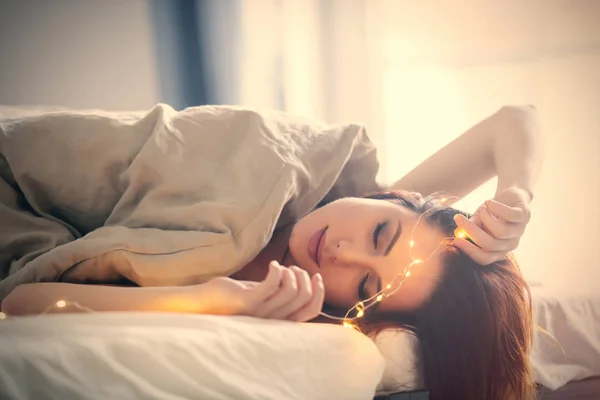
left=236, top=0, right=388, bottom=180
left=237, top=0, right=600, bottom=289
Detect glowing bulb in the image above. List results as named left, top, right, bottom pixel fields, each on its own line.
left=405, top=271, right=411, bottom=278
left=0, top=312, right=6, bottom=320
left=409, top=240, right=415, bottom=247
left=356, top=310, right=364, bottom=318
left=385, top=284, right=392, bottom=289
left=56, top=300, right=67, bottom=308
left=441, top=197, right=448, bottom=203
left=412, top=259, right=423, bottom=265
left=343, top=321, right=354, bottom=328
left=455, top=228, right=467, bottom=239
left=376, top=294, right=383, bottom=301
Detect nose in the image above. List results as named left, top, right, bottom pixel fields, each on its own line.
left=327, top=240, right=373, bottom=267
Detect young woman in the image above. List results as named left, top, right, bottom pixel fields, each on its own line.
left=1, top=104, right=542, bottom=399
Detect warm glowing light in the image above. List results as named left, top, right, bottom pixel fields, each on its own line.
left=441, top=197, right=448, bottom=203
left=376, top=294, right=383, bottom=301
left=356, top=310, right=364, bottom=318
left=56, top=300, right=67, bottom=308
left=0, top=312, right=6, bottom=320
left=343, top=321, right=354, bottom=328
left=413, top=259, right=423, bottom=265
left=405, top=271, right=411, bottom=277
left=409, top=240, right=415, bottom=247
left=455, top=229, right=467, bottom=239
left=385, top=284, right=392, bottom=289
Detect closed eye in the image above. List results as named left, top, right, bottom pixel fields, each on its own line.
left=358, top=273, right=369, bottom=301
left=373, top=221, right=388, bottom=249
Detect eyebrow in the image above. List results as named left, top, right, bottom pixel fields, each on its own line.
left=384, top=219, right=402, bottom=256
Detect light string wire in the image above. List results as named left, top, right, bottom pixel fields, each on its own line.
left=41, top=300, right=97, bottom=315
left=318, top=194, right=470, bottom=329
left=0, top=300, right=97, bottom=321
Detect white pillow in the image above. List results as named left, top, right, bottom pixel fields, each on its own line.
left=0, top=313, right=385, bottom=400
left=372, top=329, right=423, bottom=393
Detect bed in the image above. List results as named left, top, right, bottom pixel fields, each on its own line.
left=0, top=313, right=385, bottom=400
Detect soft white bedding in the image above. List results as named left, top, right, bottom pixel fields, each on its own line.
left=0, top=313, right=384, bottom=400
left=530, top=286, right=600, bottom=390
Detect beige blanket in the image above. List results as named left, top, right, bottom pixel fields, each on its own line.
left=0, top=104, right=379, bottom=299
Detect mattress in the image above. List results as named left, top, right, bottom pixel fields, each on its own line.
left=531, top=286, right=600, bottom=390
left=0, top=313, right=385, bottom=400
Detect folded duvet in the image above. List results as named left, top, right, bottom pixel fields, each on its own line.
left=0, top=104, right=379, bottom=299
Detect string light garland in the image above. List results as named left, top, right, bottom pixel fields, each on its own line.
left=0, top=194, right=470, bottom=327
left=318, top=195, right=470, bottom=329
left=0, top=300, right=98, bottom=322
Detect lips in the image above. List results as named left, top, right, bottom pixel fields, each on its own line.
left=307, top=227, right=327, bottom=267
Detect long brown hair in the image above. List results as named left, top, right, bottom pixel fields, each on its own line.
left=360, top=191, right=535, bottom=400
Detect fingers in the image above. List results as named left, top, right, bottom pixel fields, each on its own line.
left=287, top=273, right=325, bottom=322
left=478, top=206, right=524, bottom=240
left=454, top=194, right=531, bottom=266
left=453, top=237, right=506, bottom=266
left=248, top=261, right=324, bottom=322
left=253, top=261, right=284, bottom=302
left=256, top=267, right=298, bottom=318
left=266, top=267, right=313, bottom=320
left=454, top=214, right=519, bottom=252
left=486, top=199, right=529, bottom=224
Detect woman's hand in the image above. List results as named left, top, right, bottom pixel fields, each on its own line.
left=452, top=187, right=532, bottom=265
left=201, top=261, right=325, bottom=322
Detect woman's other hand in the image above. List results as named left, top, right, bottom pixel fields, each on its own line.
left=202, top=261, right=325, bottom=322
left=452, top=187, right=532, bottom=265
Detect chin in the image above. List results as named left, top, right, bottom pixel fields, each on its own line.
left=288, top=232, right=312, bottom=273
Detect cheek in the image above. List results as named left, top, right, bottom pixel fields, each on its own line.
left=320, top=269, right=355, bottom=308
left=291, top=209, right=321, bottom=243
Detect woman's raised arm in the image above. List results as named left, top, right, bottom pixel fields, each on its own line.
left=389, top=105, right=543, bottom=201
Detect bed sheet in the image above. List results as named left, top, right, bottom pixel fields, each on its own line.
left=531, top=286, right=600, bottom=390
left=0, top=313, right=384, bottom=400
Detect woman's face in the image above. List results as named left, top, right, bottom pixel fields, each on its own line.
left=289, top=197, right=448, bottom=312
